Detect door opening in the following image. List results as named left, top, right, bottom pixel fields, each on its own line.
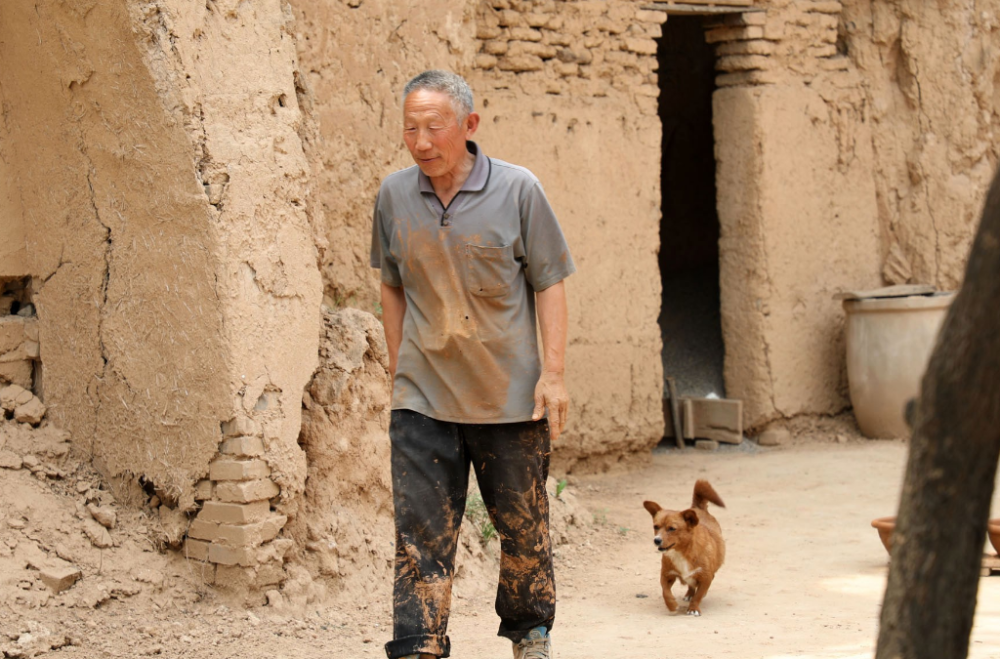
left=656, top=15, right=726, bottom=418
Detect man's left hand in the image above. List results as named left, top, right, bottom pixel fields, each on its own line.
left=532, top=370, right=569, bottom=441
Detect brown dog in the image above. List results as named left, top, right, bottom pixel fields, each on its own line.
left=642, top=480, right=725, bottom=616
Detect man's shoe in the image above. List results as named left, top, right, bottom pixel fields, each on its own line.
left=512, top=626, right=550, bottom=659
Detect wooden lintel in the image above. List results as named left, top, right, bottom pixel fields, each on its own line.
left=642, top=3, right=764, bottom=16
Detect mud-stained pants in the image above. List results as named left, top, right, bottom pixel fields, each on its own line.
left=384, top=409, right=556, bottom=659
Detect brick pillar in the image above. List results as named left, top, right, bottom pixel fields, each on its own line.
left=183, top=415, right=287, bottom=590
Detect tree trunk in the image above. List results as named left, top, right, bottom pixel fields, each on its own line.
left=875, top=167, right=1000, bottom=659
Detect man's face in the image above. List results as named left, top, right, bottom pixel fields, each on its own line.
left=402, top=89, right=479, bottom=181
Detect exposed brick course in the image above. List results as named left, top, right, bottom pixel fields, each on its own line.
left=209, top=458, right=271, bottom=481
left=199, top=500, right=270, bottom=524
left=215, top=478, right=280, bottom=503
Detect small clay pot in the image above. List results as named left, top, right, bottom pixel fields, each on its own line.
left=871, top=517, right=896, bottom=554
left=988, top=519, right=1000, bottom=555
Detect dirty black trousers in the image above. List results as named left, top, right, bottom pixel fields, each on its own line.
left=384, top=409, right=556, bottom=659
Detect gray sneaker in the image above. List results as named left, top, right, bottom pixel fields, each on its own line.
left=512, top=627, right=550, bottom=659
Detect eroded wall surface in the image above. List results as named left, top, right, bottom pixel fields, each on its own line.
left=291, top=0, right=667, bottom=467
left=1, top=0, right=322, bottom=585
left=291, top=1, right=476, bottom=314
left=0, top=0, right=231, bottom=482
left=841, top=1, right=1000, bottom=290
left=0, top=125, right=27, bottom=279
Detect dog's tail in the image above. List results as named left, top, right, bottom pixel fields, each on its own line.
left=692, top=479, right=725, bottom=511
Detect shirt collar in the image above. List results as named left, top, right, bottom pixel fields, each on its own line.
left=417, top=141, right=490, bottom=194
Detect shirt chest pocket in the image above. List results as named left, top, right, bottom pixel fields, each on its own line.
left=465, top=244, right=517, bottom=298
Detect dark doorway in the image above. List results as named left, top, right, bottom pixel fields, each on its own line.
left=656, top=16, right=725, bottom=401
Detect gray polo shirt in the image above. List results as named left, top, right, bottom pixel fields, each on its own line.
left=370, top=141, right=575, bottom=423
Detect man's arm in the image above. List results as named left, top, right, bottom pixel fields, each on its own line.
left=381, top=283, right=406, bottom=379
left=532, top=280, right=569, bottom=441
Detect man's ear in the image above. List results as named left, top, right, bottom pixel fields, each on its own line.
left=643, top=501, right=661, bottom=517
left=682, top=509, right=700, bottom=528
left=464, top=111, right=481, bottom=137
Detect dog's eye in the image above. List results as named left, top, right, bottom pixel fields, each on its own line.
left=653, top=525, right=660, bottom=531
left=667, top=526, right=676, bottom=532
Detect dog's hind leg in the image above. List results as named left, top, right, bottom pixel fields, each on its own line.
left=683, top=586, right=695, bottom=602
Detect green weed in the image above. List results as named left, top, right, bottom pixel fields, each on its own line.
left=465, top=492, right=497, bottom=544
left=555, top=478, right=568, bottom=498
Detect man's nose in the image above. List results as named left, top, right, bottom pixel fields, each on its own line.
left=654, top=536, right=662, bottom=545
left=414, top=129, right=433, bottom=150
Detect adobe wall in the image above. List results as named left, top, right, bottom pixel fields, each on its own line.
left=0, top=0, right=993, bottom=602
left=0, top=134, right=27, bottom=278
left=290, top=0, right=667, bottom=467
left=290, top=0, right=1000, bottom=445
left=0, top=0, right=321, bottom=585
left=710, top=2, right=883, bottom=428
left=711, top=0, right=1000, bottom=430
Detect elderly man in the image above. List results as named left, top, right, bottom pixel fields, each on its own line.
left=370, top=70, right=575, bottom=659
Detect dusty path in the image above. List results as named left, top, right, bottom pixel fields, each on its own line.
left=6, top=438, right=1000, bottom=658
left=418, top=439, right=1000, bottom=659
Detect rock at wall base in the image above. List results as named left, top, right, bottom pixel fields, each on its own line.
left=758, top=427, right=791, bottom=447
left=14, top=396, right=46, bottom=425
left=39, top=566, right=82, bottom=594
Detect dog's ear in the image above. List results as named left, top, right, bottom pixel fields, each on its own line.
left=643, top=501, right=661, bottom=517
left=682, top=509, right=700, bottom=528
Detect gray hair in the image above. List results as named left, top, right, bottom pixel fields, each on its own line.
left=403, top=70, right=475, bottom=120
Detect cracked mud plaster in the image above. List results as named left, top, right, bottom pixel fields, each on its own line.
left=0, top=0, right=321, bottom=506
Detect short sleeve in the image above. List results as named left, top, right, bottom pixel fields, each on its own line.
left=520, top=182, right=576, bottom=291
left=370, top=189, right=402, bottom=287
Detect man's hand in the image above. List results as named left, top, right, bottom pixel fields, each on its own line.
left=381, top=283, right=406, bottom=380
left=532, top=370, right=569, bottom=441
left=534, top=280, right=569, bottom=441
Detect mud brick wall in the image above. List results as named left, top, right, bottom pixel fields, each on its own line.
left=708, top=0, right=847, bottom=87
left=472, top=0, right=665, bottom=110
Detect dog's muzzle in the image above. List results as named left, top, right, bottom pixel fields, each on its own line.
left=654, top=537, right=674, bottom=552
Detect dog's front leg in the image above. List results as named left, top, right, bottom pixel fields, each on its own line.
left=685, top=575, right=714, bottom=616
left=660, top=574, right=678, bottom=612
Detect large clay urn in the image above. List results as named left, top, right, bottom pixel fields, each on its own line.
left=841, top=287, right=954, bottom=438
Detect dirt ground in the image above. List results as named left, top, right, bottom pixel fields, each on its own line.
left=5, top=425, right=1000, bottom=659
